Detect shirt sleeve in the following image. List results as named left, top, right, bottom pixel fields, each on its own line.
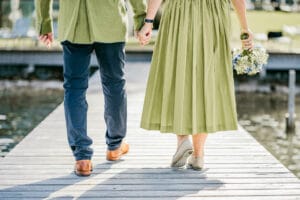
left=128, top=0, right=147, bottom=31
left=35, top=0, right=53, bottom=35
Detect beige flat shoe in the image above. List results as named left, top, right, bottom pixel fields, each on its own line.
left=187, top=155, right=204, bottom=171
left=171, top=139, right=193, bottom=168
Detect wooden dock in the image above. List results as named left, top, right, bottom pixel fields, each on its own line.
left=1, top=61, right=300, bottom=200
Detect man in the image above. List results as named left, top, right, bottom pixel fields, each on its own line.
left=35, top=0, right=147, bottom=176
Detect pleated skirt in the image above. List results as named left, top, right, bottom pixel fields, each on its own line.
left=140, top=0, right=239, bottom=135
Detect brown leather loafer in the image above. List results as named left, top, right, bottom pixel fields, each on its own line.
left=106, top=142, right=129, bottom=161
left=74, top=160, right=93, bottom=176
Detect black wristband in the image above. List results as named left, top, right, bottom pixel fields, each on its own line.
left=144, top=18, right=154, bottom=23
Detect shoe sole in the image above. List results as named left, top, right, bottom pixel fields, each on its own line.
left=74, top=167, right=93, bottom=177
left=74, top=170, right=92, bottom=177
left=187, top=164, right=203, bottom=171
left=171, top=149, right=193, bottom=168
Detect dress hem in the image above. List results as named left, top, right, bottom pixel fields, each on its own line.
left=140, top=122, right=239, bottom=135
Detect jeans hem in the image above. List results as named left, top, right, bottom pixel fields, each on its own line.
left=75, top=156, right=92, bottom=161
left=107, top=143, right=122, bottom=151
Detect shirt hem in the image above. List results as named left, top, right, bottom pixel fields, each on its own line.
left=58, top=38, right=127, bottom=45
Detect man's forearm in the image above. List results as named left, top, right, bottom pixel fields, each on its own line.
left=230, top=0, right=249, bottom=31
left=35, top=0, right=53, bottom=35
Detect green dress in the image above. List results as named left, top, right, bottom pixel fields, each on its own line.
left=140, top=0, right=238, bottom=135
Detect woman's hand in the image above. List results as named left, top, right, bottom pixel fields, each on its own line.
left=240, top=29, right=254, bottom=51
left=137, top=0, right=163, bottom=46
left=137, top=23, right=153, bottom=46
left=39, top=32, right=53, bottom=48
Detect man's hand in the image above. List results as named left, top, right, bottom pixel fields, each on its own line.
left=137, top=23, right=153, bottom=46
left=39, top=32, right=54, bottom=48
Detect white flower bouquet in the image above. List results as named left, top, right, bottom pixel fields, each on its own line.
left=232, top=33, right=269, bottom=76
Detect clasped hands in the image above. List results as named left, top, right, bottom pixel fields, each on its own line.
left=136, top=23, right=153, bottom=46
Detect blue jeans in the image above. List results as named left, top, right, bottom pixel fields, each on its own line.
left=62, top=41, right=127, bottom=161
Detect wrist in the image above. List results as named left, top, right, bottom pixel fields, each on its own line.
left=143, top=20, right=153, bottom=29
left=144, top=18, right=154, bottom=24
left=241, top=28, right=251, bottom=33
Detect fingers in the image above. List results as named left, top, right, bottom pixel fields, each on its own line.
left=242, top=39, right=253, bottom=50
left=134, top=31, right=139, bottom=39
left=136, top=23, right=153, bottom=46
left=242, top=42, right=253, bottom=50
left=139, top=35, right=151, bottom=46
left=39, top=35, right=48, bottom=43
left=48, top=33, right=54, bottom=43
left=139, top=33, right=152, bottom=46
left=137, top=30, right=152, bottom=46
left=242, top=40, right=252, bottom=47
left=241, top=32, right=254, bottom=50
left=39, top=33, right=53, bottom=48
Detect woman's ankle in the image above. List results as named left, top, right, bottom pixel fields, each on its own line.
left=177, top=135, right=189, bottom=147
left=192, top=151, right=204, bottom=158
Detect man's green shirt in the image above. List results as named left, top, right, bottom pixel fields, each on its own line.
left=35, top=0, right=147, bottom=44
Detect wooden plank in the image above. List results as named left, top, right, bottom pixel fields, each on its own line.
left=1, top=197, right=297, bottom=200
left=2, top=198, right=299, bottom=200
left=6, top=149, right=270, bottom=155
left=1, top=189, right=300, bottom=198
left=2, top=183, right=300, bottom=191
left=0, top=172, right=296, bottom=180
left=0, top=168, right=294, bottom=174
left=0, top=157, right=280, bottom=164
left=1, top=177, right=299, bottom=185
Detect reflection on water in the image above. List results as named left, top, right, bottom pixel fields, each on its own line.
left=236, top=91, right=300, bottom=178
left=0, top=81, right=63, bottom=157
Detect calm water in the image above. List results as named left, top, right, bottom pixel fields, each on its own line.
left=0, top=81, right=63, bottom=156
left=236, top=90, right=300, bottom=178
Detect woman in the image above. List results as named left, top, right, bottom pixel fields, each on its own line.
left=138, top=0, right=253, bottom=170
